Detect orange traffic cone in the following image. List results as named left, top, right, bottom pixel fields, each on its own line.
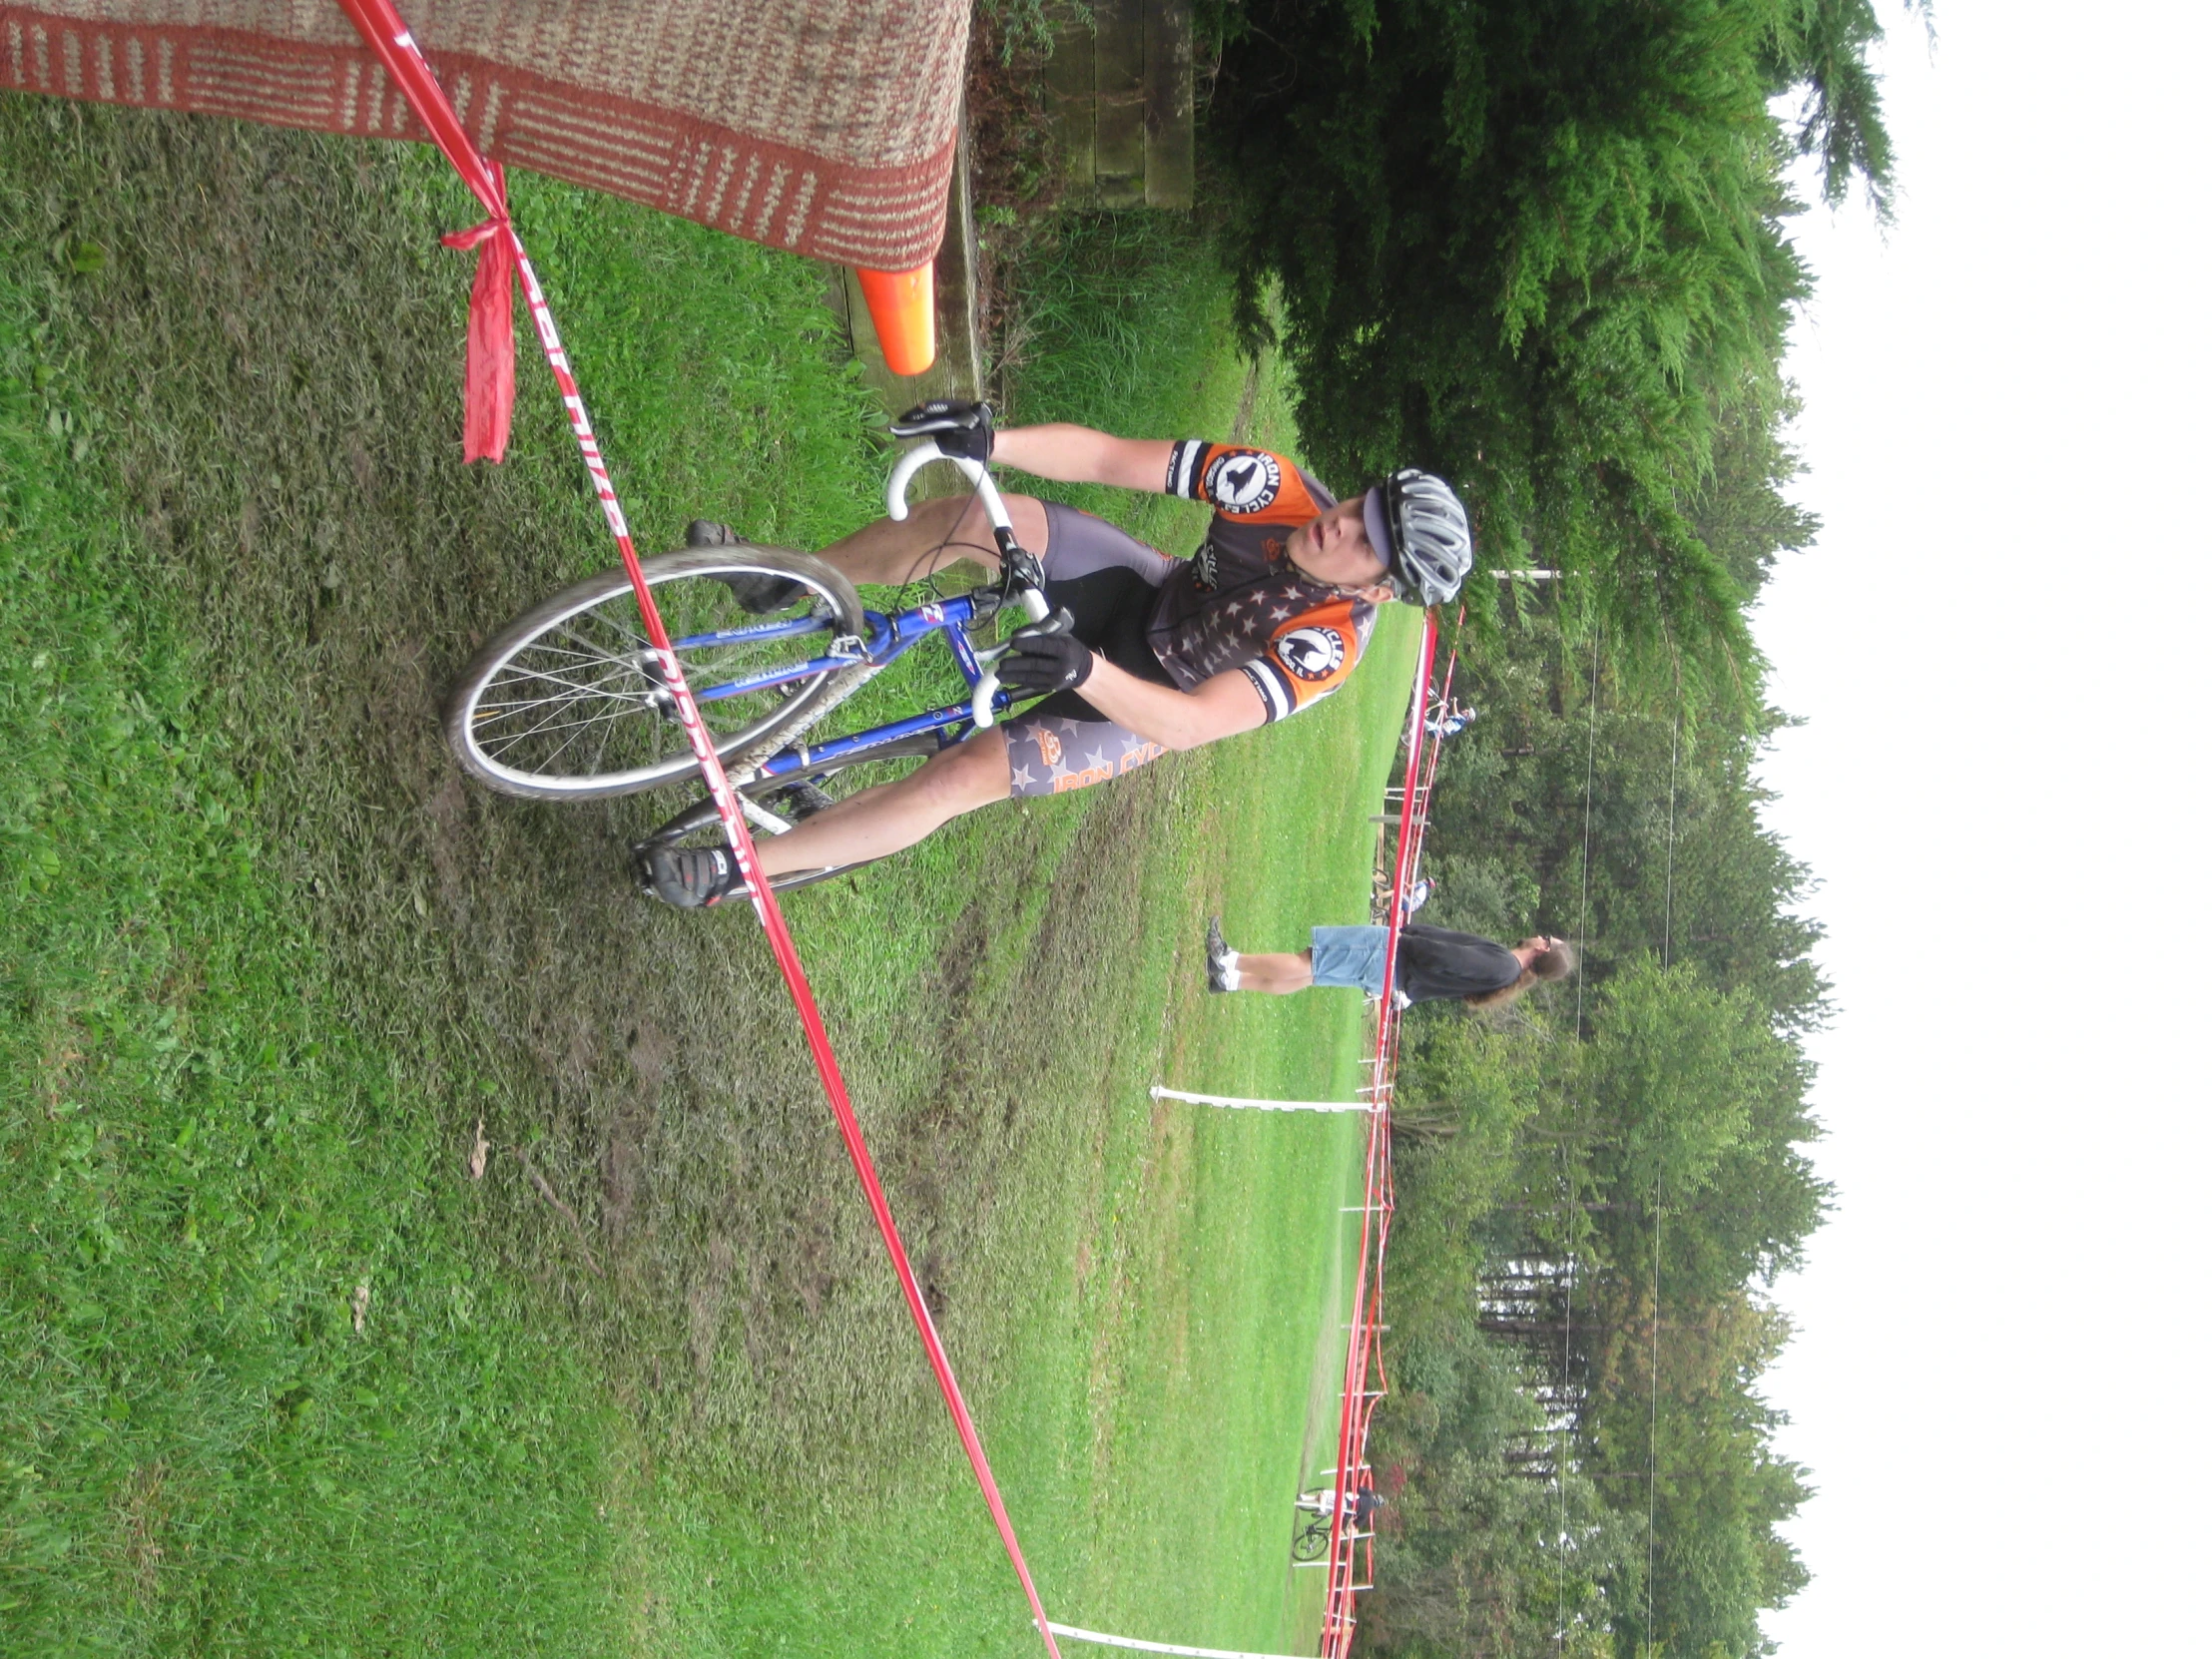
left=856, top=264, right=936, bottom=377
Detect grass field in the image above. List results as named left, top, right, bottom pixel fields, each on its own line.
left=1, top=98, right=1417, bottom=1656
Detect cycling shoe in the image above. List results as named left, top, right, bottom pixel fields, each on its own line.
left=685, top=519, right=804, bottom=613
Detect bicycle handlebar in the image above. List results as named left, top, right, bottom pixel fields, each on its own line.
left=886, top=439, right=1052, bottom=731
left=968, top=585, right=1051, bottom=731
left=884, top=440, right=983, bottom=522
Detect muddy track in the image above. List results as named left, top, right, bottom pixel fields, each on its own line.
left=12, top=102, right=1170, bottom=1485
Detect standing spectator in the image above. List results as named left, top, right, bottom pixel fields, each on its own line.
left=1425, top=698, right=1476, bottom=739
left=1205, top=916, right=1572, bottom=1009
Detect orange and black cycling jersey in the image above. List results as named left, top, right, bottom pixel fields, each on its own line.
left=1146, top=439, right=1378, bottom=722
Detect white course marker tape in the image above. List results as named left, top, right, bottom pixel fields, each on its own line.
left=1150, top=1086, right=1378, bottom=1115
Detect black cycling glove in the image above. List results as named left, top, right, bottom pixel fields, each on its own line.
left=889, top=399, right=994, bottom=463
left=997, top=609, right=1093, bottom=696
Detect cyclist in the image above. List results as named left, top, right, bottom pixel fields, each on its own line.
left=646, top=401, right=1472, bottom=906
left=1297, top=1483, right=1385, bottom=1527
left=1426, top=698, right=1476, bottom=739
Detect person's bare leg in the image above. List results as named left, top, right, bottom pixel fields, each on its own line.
left=756, top=728, right=1013, bottom=876
left=814, top=492, right=1050, bottom=587
left=1229, top=950, right=1317, bottom=994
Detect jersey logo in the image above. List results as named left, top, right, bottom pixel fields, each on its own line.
left=1277, top=625, right=1348, bottom=682
left=1035, top=727, right=1063, bottom=767
left=1205, top=449, right=1282, bottom=514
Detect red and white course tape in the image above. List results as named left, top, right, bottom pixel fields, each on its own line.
left=327, top=4, right=1061, bottom=1651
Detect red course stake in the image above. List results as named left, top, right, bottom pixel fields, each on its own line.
left=329, top=4, right=1062, bottom=1652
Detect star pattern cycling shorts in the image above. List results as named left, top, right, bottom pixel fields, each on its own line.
left=1003, top=714, right=1168, bottom=798
left=1002, top=502, right=1177, bottom=800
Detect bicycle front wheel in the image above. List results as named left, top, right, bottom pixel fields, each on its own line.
left=445, top=547, right=867, bottom=800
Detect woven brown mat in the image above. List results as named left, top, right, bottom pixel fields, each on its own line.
left=1, top=0, right=966, bottom=268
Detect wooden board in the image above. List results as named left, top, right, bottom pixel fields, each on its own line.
left=1142, top=0, right=1195, bottom=209
left=1091, top=0, right=1148, bottom=205
left=1045, top=0, right=1193, bottom=209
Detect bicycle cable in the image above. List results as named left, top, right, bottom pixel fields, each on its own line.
left=886, top=475, right=1007, bottom=614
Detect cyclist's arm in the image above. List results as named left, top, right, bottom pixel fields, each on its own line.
left=1075, top=659, right=1266, bottom=752
left=994, top=424, right=1176, bottom=494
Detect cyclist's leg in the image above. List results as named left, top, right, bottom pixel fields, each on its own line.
left=752, top=511, right=1175, bottom=877
left=812, top=492, right=1052, bottom=587
left=809, top=496, right=1173, bottom=590
left=1002, top=707, right=1170, bottom=798
left=1037, top=501, right=1176, bottom=585
left=752, top=726, right=1014, bottom=877
left=994, top=568, right=1176, bottom=796
left=1225, top=951, right=1317, bottom=994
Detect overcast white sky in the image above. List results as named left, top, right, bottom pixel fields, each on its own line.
left=1754, top=2, right=2211, bottom=1653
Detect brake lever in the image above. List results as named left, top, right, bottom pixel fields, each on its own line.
left=969, top=569, right=1053, bottom=731
left=993, top=542, right=1050, bottom=629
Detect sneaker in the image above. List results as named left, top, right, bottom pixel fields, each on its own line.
left=1205, top=914, right=1233, bottom=992
left=638, top=843, right=747, bottom=908
left=686, top=520, right=804, bottom=614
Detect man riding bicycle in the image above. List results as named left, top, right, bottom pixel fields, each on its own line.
left=645, top=401, right=1472, bottom=906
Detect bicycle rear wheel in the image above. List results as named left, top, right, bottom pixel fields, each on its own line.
left=1291, top=1518, right=1333, bottom=1561
left=444, top=547, right=867, bottom=801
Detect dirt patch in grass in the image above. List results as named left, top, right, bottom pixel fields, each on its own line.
left=4, top=98, right=1082, bottom=1483
left=8, top=90, right=1407, bottom=1653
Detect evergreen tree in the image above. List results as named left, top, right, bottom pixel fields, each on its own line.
left=1363, top=582, right=1832, bottom=1655
left=1204, top=0, right=1897, bottom=694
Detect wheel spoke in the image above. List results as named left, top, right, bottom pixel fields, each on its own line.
left=479, top=700, right=653, bottom=761
left=452, top=561, right=858, bottom=791
left=480, top=661, right=651, bottom=704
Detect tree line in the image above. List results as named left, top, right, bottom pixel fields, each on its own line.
left=1201, top=0, right=1911, bottom=710
left=1179, top=7, right=1884, bottom=1648
left=1355, top=552, right=1830, bottom=1655
left=1347, top=416, right=1829, bottom=1655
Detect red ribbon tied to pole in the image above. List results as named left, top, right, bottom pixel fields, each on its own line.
left=439, top=171, right=517, bottom=464
left=333, top=4, right=516, bottom=465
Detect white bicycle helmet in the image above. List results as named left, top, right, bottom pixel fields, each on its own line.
left=1362, top=470, right=1474, bottom=606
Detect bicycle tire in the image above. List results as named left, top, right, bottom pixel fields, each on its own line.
left=444, top=546, right=867, bottom=801
left=633, top=732, right=948, bottom=897
left=1291, top=1518, right=1333, bottom=1562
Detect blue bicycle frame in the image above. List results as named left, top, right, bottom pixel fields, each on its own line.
left=664, top=441, right=1052, bottom=801
left=669, top=588, right=1020, bottom=787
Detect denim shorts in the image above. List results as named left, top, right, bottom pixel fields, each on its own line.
left=1309, top=925, right=1389, bottom=993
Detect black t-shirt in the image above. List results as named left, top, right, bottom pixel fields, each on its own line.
left=1394, top=926, right=1523, bottom=1006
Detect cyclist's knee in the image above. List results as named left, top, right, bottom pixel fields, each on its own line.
left=952, top=492, right=1047, bottom=563
left=913, top=728, right=1012, bottom=816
